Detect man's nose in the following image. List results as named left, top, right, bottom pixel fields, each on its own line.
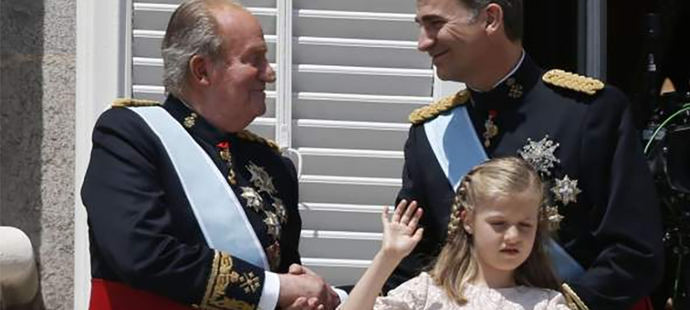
left=417, top=28, right=434, bottom=52
left=263, top=64, right=276, bottom=83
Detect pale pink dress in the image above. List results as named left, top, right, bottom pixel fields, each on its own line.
left=372, top=272, right=570, bottom=310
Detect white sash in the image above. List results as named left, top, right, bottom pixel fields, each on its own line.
left=424, top=105, right=585, bottom=281
left=131, top=106, right=269, bottom=270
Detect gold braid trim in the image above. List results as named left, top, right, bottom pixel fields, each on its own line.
left=236, top=130, right=280, bottom=153
left=561, top=283, right=589, bottom=310
left=198, top=251, right=255, bottom=310
left=111, top=98, right=161, bottom=108
left=542, top=69, right=604, bottom=95
left=409, top=90, right=470, bottom=125
left=200, top=251, right=222, bottom=307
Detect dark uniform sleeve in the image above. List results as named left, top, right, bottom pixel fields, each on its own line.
left=397, top=126, right=425, bottom=204
left=385, top=126, right=436, bottom=292
left=570, top=88, right=664, bottom=308
left=81, top=108, right=271, bottom=309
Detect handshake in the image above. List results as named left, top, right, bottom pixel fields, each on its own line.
left=278, top=264, right=342, bottom=310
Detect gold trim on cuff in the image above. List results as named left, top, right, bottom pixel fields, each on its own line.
left=198, top=251, right=257, bottom=310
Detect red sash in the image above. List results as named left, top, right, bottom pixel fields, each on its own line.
left=90, top=279, right=194, bottom=310
left=89, top=277, right=652, bottom=310
left=631, top=297, right=654, bottom=310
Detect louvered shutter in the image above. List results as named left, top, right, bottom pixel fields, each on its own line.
left=129, top=0, right=434, bottom=286
left=290, top=1, right=432, bottom=286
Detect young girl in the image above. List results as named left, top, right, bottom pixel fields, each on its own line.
left=340, top=157, right=571, bottom=310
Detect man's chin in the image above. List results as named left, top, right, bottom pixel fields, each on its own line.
left=435, top=68, right=464, bottom=83
left=251, top=102, right=266, bottom=118
left=435, top=68, right=454, bottom=81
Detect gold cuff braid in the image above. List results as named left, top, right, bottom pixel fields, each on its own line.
left=197, top=251, right=255, bottom=310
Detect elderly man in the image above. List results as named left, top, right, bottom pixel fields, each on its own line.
left=81, top=1, right=340, bottom=309
left=386, top=0, right=664, bottom=309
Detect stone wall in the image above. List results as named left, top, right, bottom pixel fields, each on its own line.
left=1, top=0, right=76, bottom=308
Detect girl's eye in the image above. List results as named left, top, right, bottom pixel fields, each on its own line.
left=519, top=223, right=533, bottom=228
left=490, top=222, right=506, bottom=227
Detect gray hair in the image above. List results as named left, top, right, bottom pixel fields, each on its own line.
left=161, top=0, right=242, bottom=96
left=458, top=0, right=523, bottom=42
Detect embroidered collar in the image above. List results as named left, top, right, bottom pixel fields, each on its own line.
left=163, top=95, right=237, bottom=146
left=469, top=53, right=541, bottom=112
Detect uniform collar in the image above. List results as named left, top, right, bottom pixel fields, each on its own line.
left=491, top=50, right=526, bottom=89
left=469, top=53, right=542, bottom=111
left=163, top=95, right=236, bottom=145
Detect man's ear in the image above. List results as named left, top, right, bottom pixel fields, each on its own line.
left=188, top=55, right=212, bottom=86
left=483, top=3, right=504, bottom=35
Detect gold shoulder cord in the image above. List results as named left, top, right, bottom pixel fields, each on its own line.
left=561, top=283, right=589, bottom=310
left=542, top=69, right=604, bottom=95
left=109, top=99, right=279, bottom=153
left=111, top=98, right=161, bottom=108
left=236, top=130, right=280, bottom=153
left=409, top=89, right=471, bottom=125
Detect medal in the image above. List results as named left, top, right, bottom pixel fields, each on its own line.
left=483, top=110, right=499, bottom=147
left=217, top=141, right=236, bottom=185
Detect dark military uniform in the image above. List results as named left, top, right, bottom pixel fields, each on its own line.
left=386, top=55, right=664, bottom=309
left=81, top=95, right=301, bottom=309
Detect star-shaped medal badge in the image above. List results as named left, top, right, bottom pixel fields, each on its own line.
left=240, top=187, right=264, bottom=213
left=246, top=161, right=277, bottom=195
left=518, top=135, right=561, bottom=176
left=263, top=210, right=281, bottom=241
left=551, top=175, right=582, bottom=206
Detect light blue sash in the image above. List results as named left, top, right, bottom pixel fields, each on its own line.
left=424, top=105, right=487, bottom=191
left=424, top=104, right=585, bottom=282
left=131, top=106, right=269, bottom=270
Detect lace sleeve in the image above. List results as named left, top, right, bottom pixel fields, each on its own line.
left=546, top=290, right=574, bottom=310
left=373, top=273, right=431, bottom=310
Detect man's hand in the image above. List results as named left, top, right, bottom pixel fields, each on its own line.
left=277, top=265, right=339, bottom=310
left=381, top=200, right=423, bottom=260
left=283, top=297, right=324, bottom=310
left=287, top=264, right=341, bottom=308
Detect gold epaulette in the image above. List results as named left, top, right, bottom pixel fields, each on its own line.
left=111, top=98, right=161, bottom=108
left=561, top=283, right=589, bottom=310
left=542, top=69, right=604, bottom=95
left=409, top=90, right=470, bottom=125
left=237, top=130, right=280, bottom=153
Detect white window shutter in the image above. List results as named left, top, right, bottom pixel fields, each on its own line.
left=129, top=0, right=434, bottom=287
left=290, top=1, right=431, bottom=286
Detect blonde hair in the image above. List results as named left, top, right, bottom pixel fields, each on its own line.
left=428, top=157, right=560, bottom=305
